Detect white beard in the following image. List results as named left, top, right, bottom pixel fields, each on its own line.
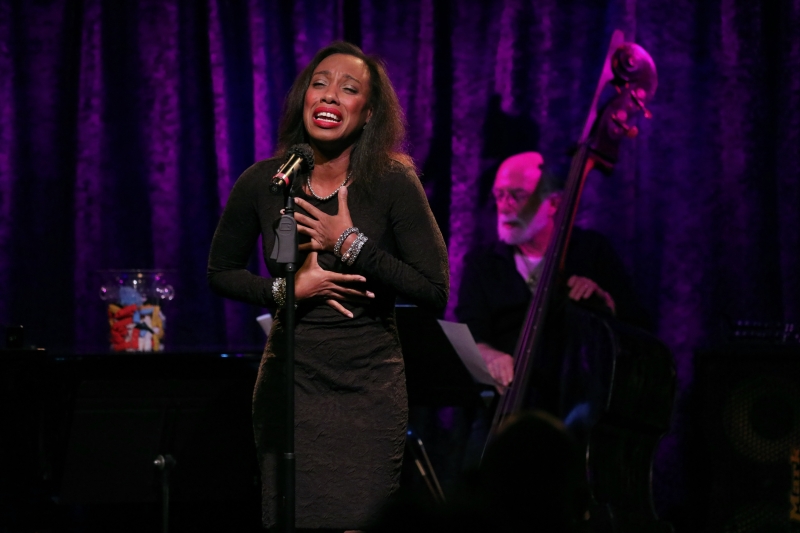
left=497, top=213, right=535, bottom=245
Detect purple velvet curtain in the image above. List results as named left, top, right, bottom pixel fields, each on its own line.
left=1, top=0, right=799, bottom=518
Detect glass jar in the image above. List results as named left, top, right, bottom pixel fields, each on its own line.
left=98, top=270, right=175, bottom=352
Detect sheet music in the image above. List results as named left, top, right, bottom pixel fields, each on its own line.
left=256, top=313, right=273, bottom=336
left=437, top=319, right=498, bottom=387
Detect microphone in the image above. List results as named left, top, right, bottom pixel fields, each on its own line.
left=270, top=144, right=314, bottom=195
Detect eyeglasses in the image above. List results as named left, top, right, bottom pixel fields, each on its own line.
left=492, top=188, right=533, bottom=205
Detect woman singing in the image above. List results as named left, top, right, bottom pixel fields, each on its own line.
left=207, top=41, right=449, bottom=531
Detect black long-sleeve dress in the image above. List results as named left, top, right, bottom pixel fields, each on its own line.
left=207, top=158, right=449, bottom=529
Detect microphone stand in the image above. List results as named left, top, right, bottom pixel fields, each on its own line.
left=270, top=189, right=298, bottom=533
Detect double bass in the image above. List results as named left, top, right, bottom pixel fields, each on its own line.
left=486, top=31, right=676, bottom=533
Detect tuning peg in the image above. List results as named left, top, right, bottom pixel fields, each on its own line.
left=612, top=111, right=639, bottom=138
left=631, top=88, right=652, bottom=119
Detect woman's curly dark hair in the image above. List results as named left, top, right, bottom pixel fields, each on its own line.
left=275, top=41, right=414, bottom=188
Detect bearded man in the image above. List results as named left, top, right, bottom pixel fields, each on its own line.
left=454, top=152, right=647, bottom=407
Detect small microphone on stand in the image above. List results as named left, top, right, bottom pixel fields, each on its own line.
left=270, top=144, right=314, bottom=195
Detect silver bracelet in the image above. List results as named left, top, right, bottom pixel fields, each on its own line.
left=334, top=227, right=359, bottom=258
left=272, top=277, right=298, bottom=309
left=272, top=278, right=286, bottom=308
left=342, top=233, right=368, bottom=266
left=348, top=234, right=368, bottom=265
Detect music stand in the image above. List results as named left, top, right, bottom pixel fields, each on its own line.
left=395, top=306, right=496, bottom=502
left=395, top=305, right=495, bottom=408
